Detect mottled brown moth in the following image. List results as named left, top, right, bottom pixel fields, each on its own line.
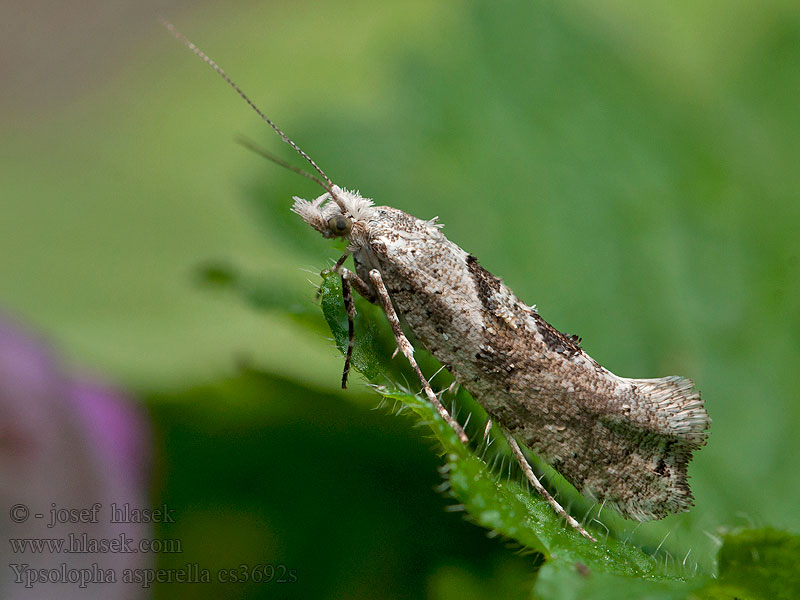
left=165, top=21, right=711, bottom=542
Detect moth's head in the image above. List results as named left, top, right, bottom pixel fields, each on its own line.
left=291, top=185, right=375, bottom=240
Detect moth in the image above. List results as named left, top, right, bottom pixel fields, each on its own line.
left=165, top=21, right=710, bottom=542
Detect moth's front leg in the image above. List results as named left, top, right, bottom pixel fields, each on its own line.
left=340, top=273, right=356, bottom=389
left=340, top=267, right=376, bottom=303
left=368, top=269, right=469, bottom=444
left=337, top=267, right=377, bottom=389
left=316, top=251, right=375, bottom=389
left=318, top=252, right=376, bottom=301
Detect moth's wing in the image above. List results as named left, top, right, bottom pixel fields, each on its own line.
left=518, top=372, right=709, bottom=520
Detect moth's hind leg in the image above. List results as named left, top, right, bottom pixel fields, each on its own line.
left=368, top=268, right=469, bottom=444
left=503, top=430, right=597, bottom=542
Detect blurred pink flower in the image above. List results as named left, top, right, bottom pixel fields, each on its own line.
left=0, top=316, right=152, bottom=599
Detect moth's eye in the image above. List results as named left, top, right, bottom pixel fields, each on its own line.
left=327, top=215, right=353, bottom=237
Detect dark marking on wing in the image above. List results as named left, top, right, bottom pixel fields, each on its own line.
left=465, top=254, right=501, bottom=313
left=656, top=439, right=679, bottom=476
left=466, top=253, right=582, bottom=356
left=532, top=314, right=582, bottom=357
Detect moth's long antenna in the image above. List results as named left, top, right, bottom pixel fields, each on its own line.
left=161, top=18, right=335, bottom=196
left=235, top=135, right=329, bottom=190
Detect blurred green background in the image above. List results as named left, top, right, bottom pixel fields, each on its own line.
left=2, top=0, right=799, bottom=597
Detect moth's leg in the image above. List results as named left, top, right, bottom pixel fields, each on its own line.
left=340, top=268, right=375, bottom=303
left=336, top=267, right=377, bottom=389
left=332, top=252, right=349, bottom=273
left=503, top=430, right=597, bottom=542
left=340, top=273, right=355, bottom=389
left=315, top=251, right=374, bottom=388
left=368, top=268, right=469, bottom=444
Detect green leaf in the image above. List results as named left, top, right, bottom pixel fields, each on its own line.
left=696, top=528, right=800, bottom=600
left=532, top=560, right=705, bottom=600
